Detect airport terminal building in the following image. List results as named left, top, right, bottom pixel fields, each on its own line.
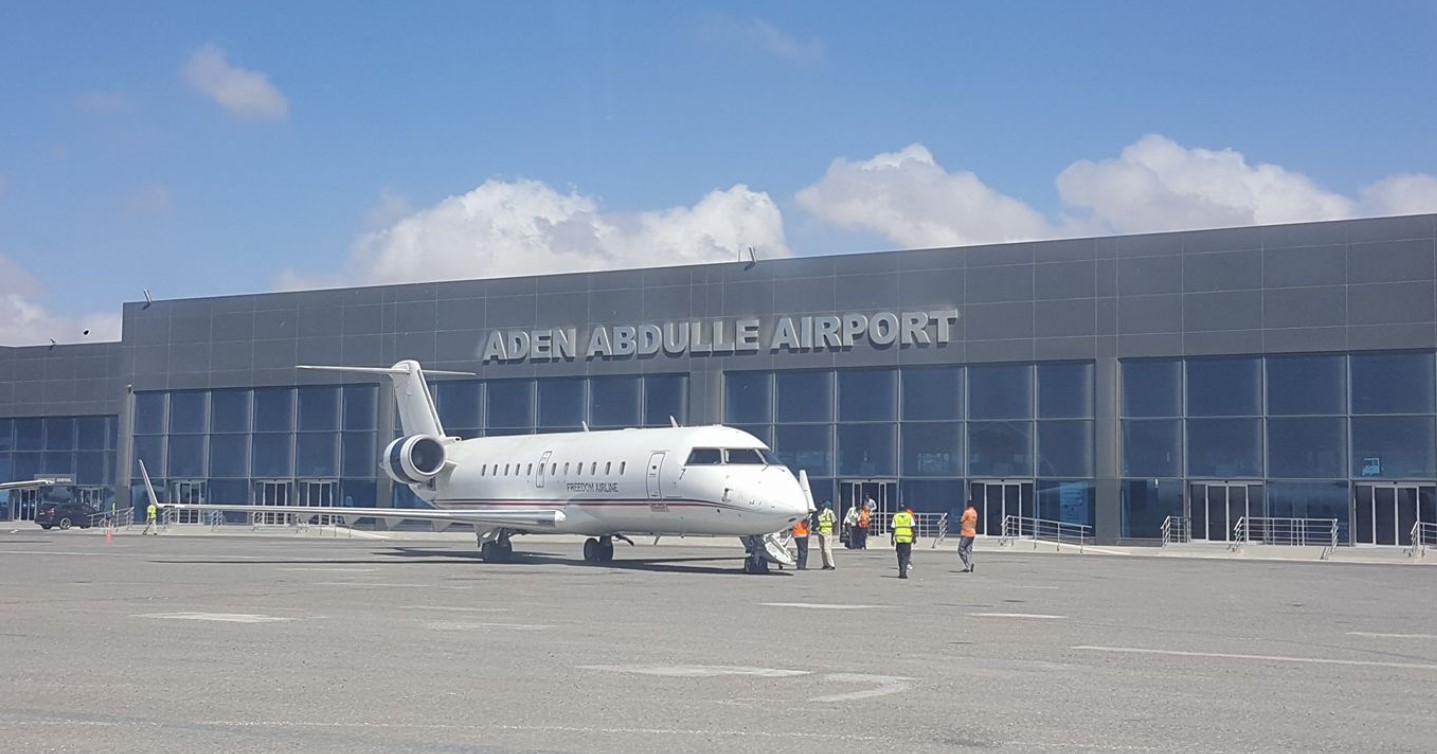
left=3, top=213, right=1437, bottom=546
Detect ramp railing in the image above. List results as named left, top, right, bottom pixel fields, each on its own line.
left=868, top=512, right=948, bottom=544
left=1409, top=521, right=1437, bottom=559
left=1231, top=516, right=1339, bottom=559
left=1000, top=515, right=1092, bottom=552
left=1160, top=516, right=1190, bottom=547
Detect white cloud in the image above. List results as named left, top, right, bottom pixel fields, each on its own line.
left=795, top=144, right=1065, bottom=247
left=276, top=179, right=791, bottom=290
left=182, top=44, right=289, bottom=120
left=797, top=136, right=1437, bottom=248
left=121, top=184, right=174, bottom=218
left=0, top=255, right=122, bottom=346
left=704, top=15, right=824, bottom=65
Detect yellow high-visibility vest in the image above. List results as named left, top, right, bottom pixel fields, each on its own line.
left=892, top=511, right=916, bottom=544
left=817, top=509, right=836, bottom=535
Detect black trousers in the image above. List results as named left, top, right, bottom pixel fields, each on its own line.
left=795, top=536, right=809, bottom=569
left=895, top=542, right=912, bottom=577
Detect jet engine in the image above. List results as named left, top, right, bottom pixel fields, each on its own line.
left=383, top=435, right=447, bottom=485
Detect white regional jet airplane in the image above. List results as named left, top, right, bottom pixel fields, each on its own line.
left=150, top=361, right=813, bottom=574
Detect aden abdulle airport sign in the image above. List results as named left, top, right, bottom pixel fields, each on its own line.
left=481, top=309, right=959, bottom=364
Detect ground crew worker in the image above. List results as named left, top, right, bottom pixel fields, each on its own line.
left=791, top=515, right=810, bottom=570
left=892, top=504, right=916, bottom=579
left=816, top=502, right=837, bottom=570
left=856, top=504, right=871, bottom=550
left=959, top=499, right=978, bottom=573
left=842, top=504, right=859, bottom=548
left=142, top=501, right=158, bottom=535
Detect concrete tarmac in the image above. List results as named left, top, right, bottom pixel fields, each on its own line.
left=2, top=531, right=1435, bottom=753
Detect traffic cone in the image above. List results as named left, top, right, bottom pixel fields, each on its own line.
left=105, top=525, right=112, bottom=544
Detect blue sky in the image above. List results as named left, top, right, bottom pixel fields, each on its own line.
left=2, top=1, right=1435, bottom=344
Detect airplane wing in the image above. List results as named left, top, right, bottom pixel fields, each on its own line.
left=0, top=479, right=60, bottom=492
left=157, top=502, right=566, bottom=529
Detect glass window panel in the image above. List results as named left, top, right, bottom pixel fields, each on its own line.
left=134, top=392, right=166, bottom=435
left=210, top=389, right=251, bottom=433
left=167, top=435, right=207, bottom=478
left=967, top=421, right=1033, bottom=477
left=900, top=479, right=964, bottom=515
left=1122, top=359, right=1182, bottom=418
left=775, top=370, right=833, bottom=423
left=298, top=386, right=342, bottom=432
left=1038, top=480, right=1095, bottom=527
left=486, top=380, right=534, bottom=429
left=168, top=391, right=208, bottom=434
left=1120, top=478, right=1184, bottom=539
left=837, top=423, right=896, bottom=476
left=252, top=388, right=295, bottom=432
left=208, top=435, right=249, bottom=478
left=1038, top=420, right=1094, bottom=478
left=15, top=418, right=43, bottom=451
left=901, top=367, right=962, bottom=421
left=724, top=371, right=771, bottom=424
left=1122, top=419, right=1182, bottom=478
left=901, top=422, right=961, bottom=476
left=75, top=451, right=107, bottom=485
left=132, top=435, right=165, bottom=477
left=1352, top=416, right=1436, bottom=478
left=1038, top=363, right=1094, bottom=418
left=1267, top=417, right=1346, bottom=478
left=251, top=434, right=294, bottom=477
left=1266, top=355, right=1345, bottom=415
left=435, top=382, right=480, bottom=430
left=1187, top=418, right=1262, bottom=477
left=76, top=417, right=108, bottom=450
left=486, top=427, right=533, bottom=437
left=1267, top=481, right=1350, bottom=542
left=0, top=418, right=12, bottom=452
left=1352, top=351, right=1435, bottom=414
left=643, top=374, right=687, bottom=427
left=1187, top=357, right=1261, bottom=417
left=43, top=417, right=75, bottom=451
left=773, top=424, right=833, bottom=476
left=343, top=385, right=379, bottom=430
left=41, top=451, right=74, bottom=476
left=12, top=452, right=42, bottom=481
left=341, top=432, right=376, bottom=478
left=538, top=379, right=585, bottom=429
left=339, top=478, right=377, bottom=507
left=0, top=455, right=11, bottom=483
left=296, top=433, right=339, bottom=477
left=731, top=424, right=772, bottom=447
left=969, top=364, right=1033, bottom=420
left=839, top=369, right=897, bottom=422
left=589, top=376, right=641, bottom=428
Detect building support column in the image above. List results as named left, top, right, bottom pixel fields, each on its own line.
left=1094, top=356, right=1121, bottom=545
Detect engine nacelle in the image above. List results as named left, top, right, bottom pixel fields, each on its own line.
left=383, top=435, right=448, bottom=485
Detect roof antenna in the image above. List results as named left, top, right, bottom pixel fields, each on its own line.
left=744, top=246, right=757, bottom=270
left=142, top=289, right=154, bottom=309
left=670, top=416, right=680, bottom=428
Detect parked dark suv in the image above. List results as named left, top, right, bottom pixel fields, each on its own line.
left=35, top=502, right=105, bottom=530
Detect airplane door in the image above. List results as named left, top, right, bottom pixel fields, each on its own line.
left=646, top=452, right=666, bottom=500
left=536, top=451, right=553, bottom=489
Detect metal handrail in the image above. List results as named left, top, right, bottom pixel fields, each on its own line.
left=869, top=512, right=948, bottom=542
left=930, top=512, right=949, bottom=549
left=1000, top=515, right=1092, bottom=553
left=1160, top=515, right=1190, bottom=547
left=1231, top=516, right=1339, bottom=559
left=1409, top=521, right=1437, bottom=559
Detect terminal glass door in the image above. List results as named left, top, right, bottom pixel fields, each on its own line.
left=969, top=480, right=1034, bottom=537
left=170, top=480, right=206, bottom=524
left=1189, top=482, right=1263, bottom=543
left=840, top=479, right=896, bottom=534
left=253, top=480, right=292, bottom=525
left=11, top=488, right=42, bottom=521
left=1353, top=483, right=1428, bottom=546
left=299, top=479, right=339, bottom=525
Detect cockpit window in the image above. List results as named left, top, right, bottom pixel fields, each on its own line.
left=686, top=447, right=723, bottom=465
left=724, top=448, right=765, bottom=464
left=759, top=448, right=782, bottom=466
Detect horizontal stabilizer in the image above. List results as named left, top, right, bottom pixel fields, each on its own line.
left=0, top=478, right=62, bottom=492
left=158, top=502, right=566, bottom=529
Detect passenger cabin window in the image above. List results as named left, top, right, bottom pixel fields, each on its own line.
left=619, top=461, right=627, bottom=475
left=551, top=463, right=557, bottom=475
left=526, top=463, right=533, bottom=476
left=604, top=462, right=612, bottom=475
left=725, top=448, right=766, bottom=464
left=504, top=463, right=511, bottom=475
left=590, top=462, right=597, bottom=475
left=686, top=448, right=723, bottom=465
left=563, top=462, right=570, bottom=475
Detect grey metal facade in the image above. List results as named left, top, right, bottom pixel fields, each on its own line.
left=3, top=213, right=1437, bottom=545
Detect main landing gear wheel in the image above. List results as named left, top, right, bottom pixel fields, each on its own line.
left=480, top=539, right=514, bottom=563
left=742, top=554, right=770, bottom=575
left=583, top=537, right=616, bottom=563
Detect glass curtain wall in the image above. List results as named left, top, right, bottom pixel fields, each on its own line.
left=0, top=415, right=117, bottom=520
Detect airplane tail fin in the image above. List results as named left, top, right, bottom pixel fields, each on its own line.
left=138, top=459, right=161, bottom=508
left=297, top=361, right=473, bottom=439
left=798, top=470, right=817, bottom=513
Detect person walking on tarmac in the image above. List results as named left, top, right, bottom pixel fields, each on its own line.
left=142, top=500, right=159, bottom=535
left=958, top=499, right=978, bottom=573
left=791, top=514, right=811, bottom=570
left=816, top=502, right=838, bottom=570
left=842, top=504, right=859, bottom=549
left=855, top=504, right=871, bottom=550
left=892, top=503, right=917, bottom=579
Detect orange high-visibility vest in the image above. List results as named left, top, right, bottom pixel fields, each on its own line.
left=792, top=519, right=809, bottom=537
left=857, top=508, right=870, bottom=528
left=961, top=507, right=978, bottom=538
